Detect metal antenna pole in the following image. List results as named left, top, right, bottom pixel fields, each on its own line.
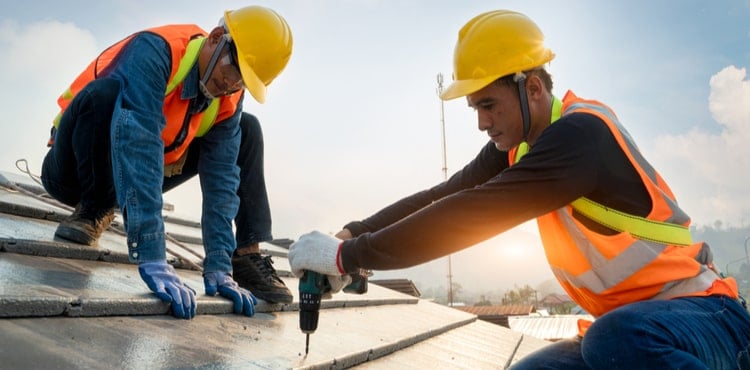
left=437, top=73, right=454, bottom=307
left=437, top=74, right=448, bottom=181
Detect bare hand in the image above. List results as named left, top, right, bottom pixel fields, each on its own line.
left=335, top=228, right=353, bottom=240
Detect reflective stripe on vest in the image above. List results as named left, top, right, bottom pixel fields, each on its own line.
left=166, top=38, right=219, bottom=139
left=54, top=37, right=219, bottom=137
left=511, top=96, right=692, bottom=247
left=510, top=90, right=729, bottom=317
left=49, top=25, right=238, bottom=161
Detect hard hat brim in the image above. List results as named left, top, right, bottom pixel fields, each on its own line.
left=439, top=75, right=500, bottom=101
left=236, top=50, right=267, bottom=104
left=224, top=9, right=267, bottom=104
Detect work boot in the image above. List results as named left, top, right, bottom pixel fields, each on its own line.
left=54, top=204, right=116, bottom=246
left=232, top=253, right=293, bottom=303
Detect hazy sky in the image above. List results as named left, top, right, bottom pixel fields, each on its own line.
left=2, top=0, right=749, bottom=293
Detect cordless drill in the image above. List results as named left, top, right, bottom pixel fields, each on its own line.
left=298, top=269, right=368, bottom=355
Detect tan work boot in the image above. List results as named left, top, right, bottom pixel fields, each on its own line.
left=54, top=204, right=116, bottom=245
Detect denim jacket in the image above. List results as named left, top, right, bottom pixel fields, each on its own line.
left=106, top=32, right=241, bottom=274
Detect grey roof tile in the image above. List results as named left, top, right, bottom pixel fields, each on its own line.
left=0, top=170, right=549, bottom=368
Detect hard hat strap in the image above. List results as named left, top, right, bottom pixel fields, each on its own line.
left=514, top=72, right=531, bottom=140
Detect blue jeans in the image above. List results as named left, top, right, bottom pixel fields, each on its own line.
left=42, top=78, right=120, bottom=210
left=510, top=296, right=750, bottom=370
left=163, top=112, right=273, bottom=247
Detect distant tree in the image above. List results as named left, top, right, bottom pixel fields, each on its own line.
left=450, top=282, right=463, bottom=303
left=502, top=284, right=538, bottom=306
left=475, top=294, right=492, bottom=306
left=550, top=302, right=576, bottom=314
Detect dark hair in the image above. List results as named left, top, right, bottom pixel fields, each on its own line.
left=494, top=68, right=553, bottom=94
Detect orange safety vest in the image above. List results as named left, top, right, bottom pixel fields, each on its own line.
left=51, top=24, right=243, bottom=165
left=509, top=91, right=737, bottom=320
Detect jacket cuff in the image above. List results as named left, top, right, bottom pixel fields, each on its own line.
left=343, top=221, right=370, bottom=237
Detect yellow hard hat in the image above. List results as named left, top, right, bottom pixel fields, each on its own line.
left=440, top=10, right=554, bottom=101
left=224, top=6, right=293, bottom=103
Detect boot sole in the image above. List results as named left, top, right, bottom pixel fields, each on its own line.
left=253, top=291, right=293, bottom=304
left=235, top=281, right=293, bottom=303
left=55, top=226, right=97, bottom=246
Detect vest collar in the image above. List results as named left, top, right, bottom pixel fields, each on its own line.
left=512, top=95, right=563, bottom=163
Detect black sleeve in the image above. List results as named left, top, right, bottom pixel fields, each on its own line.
left=340, top=112, right=643, bottom=272
left=343, top=140, right=510, bottom=236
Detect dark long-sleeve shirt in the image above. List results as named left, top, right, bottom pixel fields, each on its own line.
left=339, top=111, right=654, bottom=272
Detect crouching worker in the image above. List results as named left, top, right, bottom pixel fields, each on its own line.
left=41, top=5, right=294, bottom=318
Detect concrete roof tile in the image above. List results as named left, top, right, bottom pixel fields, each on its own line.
left=0, top=170, right=549, bottom=368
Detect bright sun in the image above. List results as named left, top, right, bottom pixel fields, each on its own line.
left=500, top=243, right=527, bottom=257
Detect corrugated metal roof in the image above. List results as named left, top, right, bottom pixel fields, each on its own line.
left=540, top=293, right=573, bottom=305
left=370, top=279, right=421, bottom=298
left=456, top=305, right=536, bottom=317
left=0, top=169, right=550, bottom=368
left=508, top=315, right=595, bottom=342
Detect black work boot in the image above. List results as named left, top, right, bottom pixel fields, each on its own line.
left=54, top=204, right=116, bottom=246
left=232, top=253, right=293, bottom=303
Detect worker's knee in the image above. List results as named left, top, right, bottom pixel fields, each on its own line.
left=239, top=112, right=263, bottom=144
left=580, top=308, right=645, bottom=368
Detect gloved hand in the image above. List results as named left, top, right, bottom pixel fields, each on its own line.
left=138, top=260, right=196, bottom=319
left=289, top=231, right=352, bottom=294
left=204, top=271, right=257, bottom=316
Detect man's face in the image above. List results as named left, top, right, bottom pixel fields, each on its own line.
left=466, top=82, right=523, bottom=151
left=205, top=44, right=244, bottom=97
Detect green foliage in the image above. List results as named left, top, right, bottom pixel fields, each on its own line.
left=501, top=284, right=538, bottom=305
left=474, top=295, right=492, bottom=306
left=550, top=302, right=576, bottom=315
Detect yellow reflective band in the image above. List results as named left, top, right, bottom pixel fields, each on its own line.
left=52, top=112, right=63, bottom=128
left=195, top=99, right=219, bottom=137
left=513, top=95, right=692, bottom=246
left=550, top=95, right=562, bottom=122
left=61, top=88, right=74, bottom=100
left=513, top=96, right=562, bottom=163
left=513, top=142, right=529, bottom=163
left=165, top=36, right=220, bottom=138
left=166, top=37, right=206, bottom=95
left=570, top=197, right=693, bottom=246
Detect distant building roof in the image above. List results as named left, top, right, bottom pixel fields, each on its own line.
left=0, top=170, right=550, bottom=368
left=509, top=314, right=595, bottom=342
left=454, top=305, right=536, bottom=328
left=457, top=304, right=536, bottom=316
left=540, top=293, right=573, bottom=306
left=370, top=279, right=421, bottom=298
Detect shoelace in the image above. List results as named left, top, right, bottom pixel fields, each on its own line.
left=253, top=255, right=277, bottom=276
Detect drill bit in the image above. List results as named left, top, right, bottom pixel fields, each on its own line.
left=305, top=333, right=310, bottom=355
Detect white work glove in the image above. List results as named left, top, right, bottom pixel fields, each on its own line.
left=289, top=230, right=352, bottom=294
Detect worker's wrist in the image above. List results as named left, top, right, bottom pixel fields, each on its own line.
left=335, top=242, right=346, bottom=274
left=342, top=221, right=369, bottom=237
left=338, top=239, right=358, bottom=274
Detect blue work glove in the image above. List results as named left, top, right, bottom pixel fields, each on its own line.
left=138, top=260, right=196, bottom=319
left=204, top=271, right=257, bottom=316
